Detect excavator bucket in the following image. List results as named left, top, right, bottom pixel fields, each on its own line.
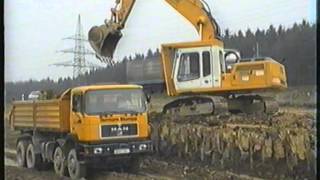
left=88, top=24, right=123, bottom=59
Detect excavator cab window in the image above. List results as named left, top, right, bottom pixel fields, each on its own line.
left=202, top=51, right=211, bottom=76
left=219, top=50, right=225, bottom=73
left=177, top=52, right=200, bottom=82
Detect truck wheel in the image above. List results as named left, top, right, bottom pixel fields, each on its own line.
left=67, top=149, right=86, bottom=179
left=26, top=143, right=42, bottom=169
left=16, top=140, right=28, bottom=167
left=53, top=146, right=67, bottom=177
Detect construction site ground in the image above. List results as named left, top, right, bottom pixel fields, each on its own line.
left=4, top=86, right=317, bottom=180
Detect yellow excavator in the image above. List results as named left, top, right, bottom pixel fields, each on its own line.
left=88, top=0, right=287, bottom=116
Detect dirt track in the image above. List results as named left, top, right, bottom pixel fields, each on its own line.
left=5, top=152, right=263, bottom=180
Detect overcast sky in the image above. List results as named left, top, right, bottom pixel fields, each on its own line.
left=5, top=0, right=317, bottom=82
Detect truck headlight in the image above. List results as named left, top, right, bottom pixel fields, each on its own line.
left=94, top=147, right=103, bottom=154
left=139, top=144, right=147, bottom=151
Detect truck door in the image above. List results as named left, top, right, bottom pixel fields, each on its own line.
left=70, top=93, right=83, bottom=134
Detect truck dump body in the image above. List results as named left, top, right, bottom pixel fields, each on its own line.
left=10, top=99, right=70, bottom=132
left=126, top=59, right=164, bottom=85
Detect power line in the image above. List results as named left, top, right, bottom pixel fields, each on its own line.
left=51, top=14, right=100, bottom=79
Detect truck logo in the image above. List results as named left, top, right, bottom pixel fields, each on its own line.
left=111, top=125, right=130, bottom=136
left=117, top=126, right=123, bottom=136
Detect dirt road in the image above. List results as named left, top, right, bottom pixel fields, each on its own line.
left=5, top=151, right=262, bottom=180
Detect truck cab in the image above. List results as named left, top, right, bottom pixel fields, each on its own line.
left=11, top=84, right=153, bottom=179
left=69, top=85, right=153, bottom=163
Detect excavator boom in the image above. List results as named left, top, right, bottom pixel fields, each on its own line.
left=165, top=0, right=221, bottom=40
left=88, top=0, right=220, bottom=59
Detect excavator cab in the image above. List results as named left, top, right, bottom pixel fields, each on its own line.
left=161, top=41, right=286, bottom=116
left=172, top=46, right=225, bottom=91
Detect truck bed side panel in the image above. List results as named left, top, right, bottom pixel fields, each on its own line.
left=11, top=102, right=34, bottom=128
left=11, top=100, right=69, bottom=132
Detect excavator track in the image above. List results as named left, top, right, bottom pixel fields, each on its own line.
left=162, top=95, right=279, bottom=117
left=262, top=96, right=279, bottom=114
left=227, top=95, right=279, bottom=115
left=162, top=96, right=228, bottom=116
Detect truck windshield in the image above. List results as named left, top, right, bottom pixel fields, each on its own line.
left=85, top=89, right=146, bottom=115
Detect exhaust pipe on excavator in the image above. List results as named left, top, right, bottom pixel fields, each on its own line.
left=88, top=24, right=123, bottom=59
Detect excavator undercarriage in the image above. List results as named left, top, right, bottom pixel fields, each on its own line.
left=162, top=95, right=279, bottom=117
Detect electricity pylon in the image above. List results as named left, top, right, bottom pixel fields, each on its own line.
left=52, top=14, right=99, bottom=79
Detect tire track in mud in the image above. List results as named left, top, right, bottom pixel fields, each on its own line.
left=5, top=148, right=266, bottom=180
left=4, top=148, right=177, bottom=180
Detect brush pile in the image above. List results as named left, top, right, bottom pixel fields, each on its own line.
left=150, top=111, right=316, bottom=178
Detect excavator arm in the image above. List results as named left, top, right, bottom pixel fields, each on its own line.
left=88, top=0, right=221, bottom=59
left=111, top=0, right=136, bottom=29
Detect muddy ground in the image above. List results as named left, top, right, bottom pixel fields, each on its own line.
left=5, top=156, right=270, bottom=180
left=5, top=144, right=266, bottom=180
left=4, top=87, right=317, bottom=180
left=5, top=125, right=267, bottom=180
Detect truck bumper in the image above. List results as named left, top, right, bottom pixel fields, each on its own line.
left=77, top=140, right=153, bottom=163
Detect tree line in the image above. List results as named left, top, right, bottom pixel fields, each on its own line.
left=5, top=20, right=316, bottom=103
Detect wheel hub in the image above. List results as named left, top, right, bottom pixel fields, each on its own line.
left=54, top=152, right=62, bottom=168
left=69, top=156, right=76, bottom=174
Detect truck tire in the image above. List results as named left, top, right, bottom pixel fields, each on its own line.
left=53, top=146, right=67, bottom=177
left=67, top=149, right=86, bottom=179
left=26, top=143, right=42, bottom=169
left=16, top=140, right=28, bottom=167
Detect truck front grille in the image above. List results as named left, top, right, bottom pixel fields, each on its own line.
left=101, top=124, right=138, bottom=138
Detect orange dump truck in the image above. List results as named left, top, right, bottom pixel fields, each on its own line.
left=9, top=84, right=153, bottom=179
